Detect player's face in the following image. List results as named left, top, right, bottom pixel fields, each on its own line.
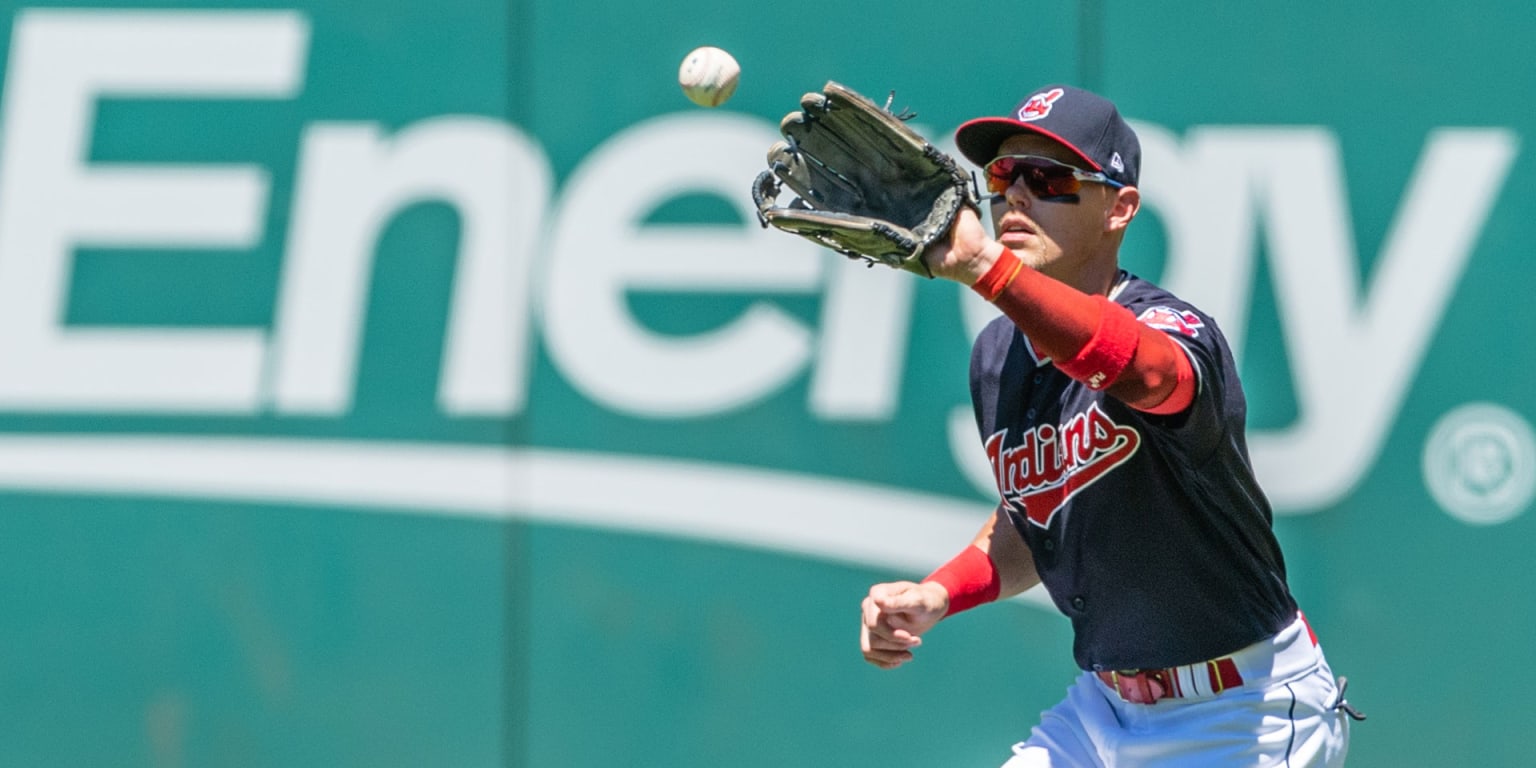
left=989, top=133, right=1126, bottom=279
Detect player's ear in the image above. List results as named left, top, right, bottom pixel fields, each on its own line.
left=1106, top=185, right=1140, bottom=233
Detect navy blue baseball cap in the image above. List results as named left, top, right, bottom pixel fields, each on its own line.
left=955, top=85, right=1141, bottom=187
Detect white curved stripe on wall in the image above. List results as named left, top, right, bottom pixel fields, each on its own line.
left=0, top=436, right=1056, bottom=608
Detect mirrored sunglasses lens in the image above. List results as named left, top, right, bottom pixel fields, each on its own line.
left=1038, top=168, right=1081, bottom=197
left=985, top=157, right=1017, bottom=194
left=986, top=156, right=1083, bottom=198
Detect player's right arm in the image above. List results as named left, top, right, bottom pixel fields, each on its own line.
left=860, top=504, right=1039, bottom=668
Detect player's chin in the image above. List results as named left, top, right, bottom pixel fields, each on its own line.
left=998, top=241, right=1047, bottom=270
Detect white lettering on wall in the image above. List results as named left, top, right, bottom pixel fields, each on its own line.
left=0, top=11, right=1520, bottom=515
left=542, top=112, right=823, bottom=416
left=1137, top=124, right=1518, bottom=508
left=270, top=116, right=545, bottom=416
left=0, top=10, right=305, bottom=410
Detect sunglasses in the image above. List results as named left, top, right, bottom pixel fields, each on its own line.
left=983, top=154, right=1124, bottom=201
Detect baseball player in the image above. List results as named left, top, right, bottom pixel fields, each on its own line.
left=857, top=85, right=1362, bottom=766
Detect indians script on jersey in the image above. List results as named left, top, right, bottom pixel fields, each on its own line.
left=985, top=403, right=1141, bottom=528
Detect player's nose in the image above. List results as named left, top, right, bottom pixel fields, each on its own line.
left=1004, top=176, right=1034, bottom=209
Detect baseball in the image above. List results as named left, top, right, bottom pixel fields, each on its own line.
left=678, top=46, right=740, bottom=108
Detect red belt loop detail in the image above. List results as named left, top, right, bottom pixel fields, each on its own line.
left=1208, top=658, right=1243, bottom=694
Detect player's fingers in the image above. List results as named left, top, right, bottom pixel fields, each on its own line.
left=869, top=581, right=921, bottom=610
left=860, top=612, right=912, bottom=667
left=861, top=593, right=884, bottom=628
left=862, top=642, right=915, bottom=668
left=874, top=591, right=944, bottom=640
left=862, top=596, right=921, bottom=656
left=862, top=595, right=922, bottom=647
left=865, top=625, right=920, bottom=650
left=873, top=583, right=938, bottom=619
left=859, top=605, right=879, bottom=649
left=861, top=587, right=924, bottom=668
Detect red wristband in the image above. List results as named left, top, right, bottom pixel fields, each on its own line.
left=924, top=545, right=1001, bottom=617
left=1055, top=297, right=1141, bottom=390
left=970, top=248, right=1024, bottom=303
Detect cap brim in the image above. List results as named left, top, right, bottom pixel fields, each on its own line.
left=954, top=117, right=1101, bottom=171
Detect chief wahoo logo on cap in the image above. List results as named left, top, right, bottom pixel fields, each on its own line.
left=1018, top=88, right=1065, bottom=122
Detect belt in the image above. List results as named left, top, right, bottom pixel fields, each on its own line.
left=1093, top=613, right=1320, bottom=705
left=1094, top=656, right=1245, bottom=705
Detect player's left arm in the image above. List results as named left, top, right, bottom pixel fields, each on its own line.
left=929, top=210, right=1194, bottom=413
left=973, top=258, right=1196, bottom=415
left=1103, top=318, right=1196, bottom=415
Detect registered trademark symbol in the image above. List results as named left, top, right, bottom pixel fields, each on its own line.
left=1422, top=402, right=1536, bottom=525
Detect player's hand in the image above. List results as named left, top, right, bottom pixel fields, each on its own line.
left=921, top=206, right=1007, bottom=285
left=859, top=580, right=949, bottom=669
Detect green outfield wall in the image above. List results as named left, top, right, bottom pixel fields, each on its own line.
left=0, top=2, right=1531, bottom=766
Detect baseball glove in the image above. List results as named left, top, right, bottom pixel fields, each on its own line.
left=751, top=81, right=981, bottom=277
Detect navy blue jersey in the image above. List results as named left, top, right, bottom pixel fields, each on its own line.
left=969, top=271, right=1297, bottom=672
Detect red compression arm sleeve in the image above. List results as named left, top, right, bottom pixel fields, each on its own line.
left=924, top=545, right=1001, bottom=617
left=1137, top=337, right=1195, bottom=415
left=970, top=249, right=1197, bottom=414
